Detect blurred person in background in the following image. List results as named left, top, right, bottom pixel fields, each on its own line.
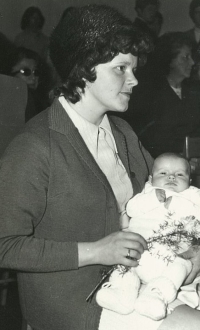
left=14, top=6, right=49, bottom=60
left=148, top=11, right=163, bottom=38
left=11, top=47, right=52, bottom=122
left=139, top=32, right=200, bottom=158
left=185, top=0, right=200, bottom=57
left=133, top=0, right=160, bottom=44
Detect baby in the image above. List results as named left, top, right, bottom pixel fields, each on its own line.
left=96, top=153, right=200, bottom=320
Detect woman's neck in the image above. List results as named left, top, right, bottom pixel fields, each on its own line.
left=167, top=73, right=183, bottom=89
left=67, top=98, right=105, bottom=126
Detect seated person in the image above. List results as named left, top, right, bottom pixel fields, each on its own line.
left=97, top=153, right=200, bottom=321
left=139, top=32, right=200, bottom=157
left=11, top=47, right=52, bottom=122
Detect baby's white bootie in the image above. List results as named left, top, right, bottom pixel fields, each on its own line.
left=96, top=266, right=140, bottom=314
left=134, top=277, right=177, bottom=320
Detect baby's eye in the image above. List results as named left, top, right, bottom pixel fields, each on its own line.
left=177, top=173, right=183, bottom=177
left=160, top=172, right=166, bottom=175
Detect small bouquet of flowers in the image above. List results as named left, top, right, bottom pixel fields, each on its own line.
left=86, top=214, right=200, bottom=302
left=147, top=213, right=200, bottom=263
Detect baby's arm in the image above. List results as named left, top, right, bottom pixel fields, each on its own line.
left=127, top=189, right=168, bottom=218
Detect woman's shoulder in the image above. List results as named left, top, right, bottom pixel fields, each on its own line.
left=109, top=114, right=137, bottom=135
left=14, top=30, right=27, bottom=43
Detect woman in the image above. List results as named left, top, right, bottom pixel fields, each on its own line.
left=11, top=47, right=52, bottom=122
left=0, top=5, right=198, bottom=330
left=140, top=32, right=200, bottom=158
left=185, top=0, right=200, bottom=57
left=0, top=5, right=153, bottom=330
left=14, top=6, right=49, bottom=60
left=11, top=47, right=40, bottom=91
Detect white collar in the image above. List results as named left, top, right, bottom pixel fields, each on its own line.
left=58, top=96, right=118, bottom=157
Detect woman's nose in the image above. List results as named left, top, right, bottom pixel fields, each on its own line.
left=128, top=71, right=138, bottom=88
left=189, top=56, right=194, bottom=67
left=30, top=74, right=38, bottom=81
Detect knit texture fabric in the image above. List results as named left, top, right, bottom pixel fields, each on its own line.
left=49, top=5, right=134, bottom=80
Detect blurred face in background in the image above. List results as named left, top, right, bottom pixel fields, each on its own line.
left=170, top=45, right=194, bottom=80
left=12, top=58, right=39, bottom=90
left=193, top=6, right=200, bottom=28
left=148, top=12, right=163, bottom=36
left=138, top=5, right=158, bottom=24
left=28, top=12, right=42, bottom=31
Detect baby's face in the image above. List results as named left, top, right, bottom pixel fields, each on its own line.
left=151, top=156, right=190, bottom=193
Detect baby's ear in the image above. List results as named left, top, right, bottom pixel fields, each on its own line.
left=148, top=175, right=152, bottom=183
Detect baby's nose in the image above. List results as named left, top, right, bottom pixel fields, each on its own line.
left=168, top=174, right=175, bottom=180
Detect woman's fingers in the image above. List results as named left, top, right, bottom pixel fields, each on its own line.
left=123, top=247, right=141, bottom=260
left=124, top=231, right=148, bottom=251
left=94, top=231, right=147, bottom=266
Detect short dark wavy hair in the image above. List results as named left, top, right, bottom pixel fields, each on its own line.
left=20, top=6, right=45, bottom=30
left=12, top=47, right=40, bottom=67
left=189, top=0, right=200, bottom=21
left=151, top=32, right=193, bottom=77
left=50, top=4, right=153, bottom=103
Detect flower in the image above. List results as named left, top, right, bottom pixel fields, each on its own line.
left=147, top=213, right=200, bottom=262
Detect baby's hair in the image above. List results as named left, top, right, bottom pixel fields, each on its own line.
left=152, top=152, right=191, bottom=176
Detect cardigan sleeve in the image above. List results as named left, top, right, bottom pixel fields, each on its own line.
left=0, top=131, right=79, bottom=272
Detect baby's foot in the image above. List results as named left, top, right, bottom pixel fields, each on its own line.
left=134, top=277, right=177, bottom=320
left=134, top=287, right=167, bottom=320
left=96, top=267, right=140, bottom=314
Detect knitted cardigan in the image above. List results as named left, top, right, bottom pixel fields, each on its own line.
left=0, top=99, right=153, bottom=330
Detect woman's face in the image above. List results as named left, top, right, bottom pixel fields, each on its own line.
left=84, top=52, right=138, bottom=116
left=29, top=12, right=42, bottom=31
left=170, top=45, right=194, bottom=80
left=12, top=58, right=39, bottom=90
left=139, top=5, right=158, bottom=24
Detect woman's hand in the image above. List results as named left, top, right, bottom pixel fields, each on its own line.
left=78, top=231, right=147, bottom=268
left=179, top=245, right=200, bottom=285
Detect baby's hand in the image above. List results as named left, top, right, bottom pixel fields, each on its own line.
left=155, top=189, right=166, bottom=203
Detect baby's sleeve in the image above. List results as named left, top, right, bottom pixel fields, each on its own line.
left=126, top=189, right=161, bottom=217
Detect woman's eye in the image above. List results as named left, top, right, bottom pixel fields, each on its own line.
left=116, top=66, right=126, bottom=73
left=183, top=55, right=191, bottom=60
